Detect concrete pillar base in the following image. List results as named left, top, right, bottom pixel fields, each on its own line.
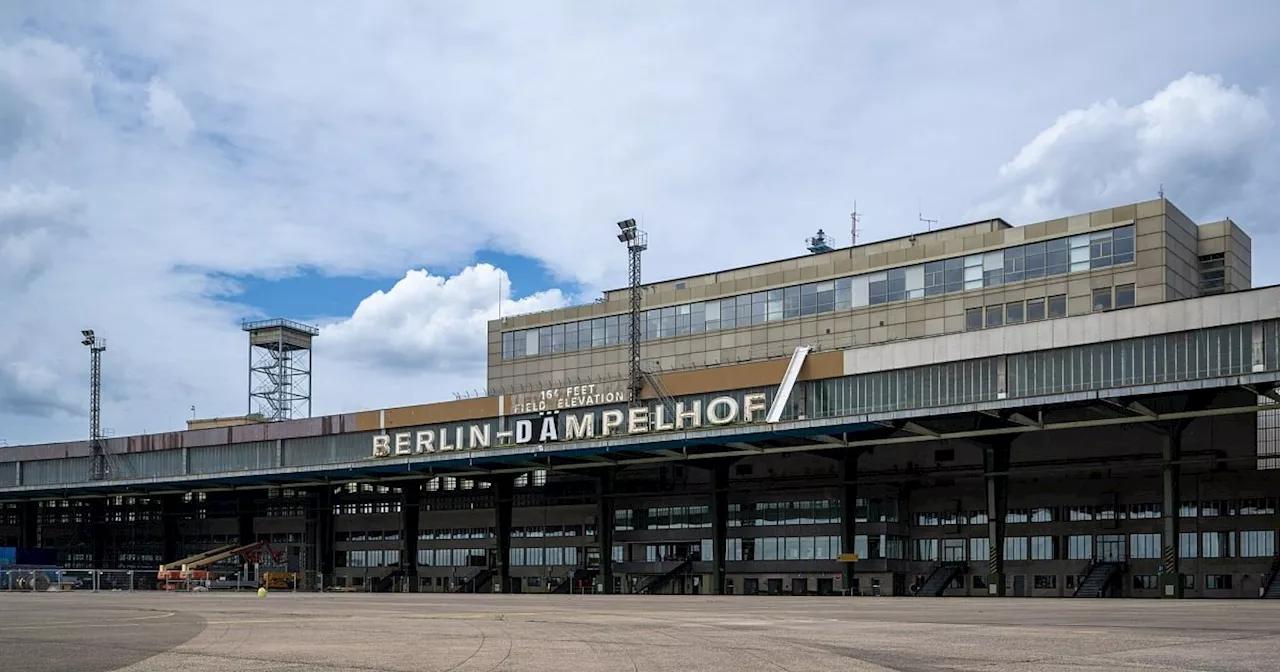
left=986, top=572, right=1006, bottom=597
left=1160, top=573, right=1184, bottom=598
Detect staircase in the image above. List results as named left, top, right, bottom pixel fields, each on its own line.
left=455, top=568, right=494, bottom=593
left=637, top=558, right=693, bottom=595
left=1073, top=561, right=1125, bottom=598
left=1261, top=553, right=1280, bottom=598
left=552, top=567, right=598, bottom=594
left=914, top=562, right=967, bottom=597
left=371, top=567, right=406, bottom=593
left=641, top=369, right=678, bottom=421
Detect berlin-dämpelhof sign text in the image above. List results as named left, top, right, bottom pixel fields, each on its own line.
left=371, top=393, right=767, bottom=458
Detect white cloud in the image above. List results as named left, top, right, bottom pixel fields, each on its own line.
left=322, top=264, right=569, bottom=370
left=973, top=73, right=1274, bottom=224
left=2, top=3, right=1280, bottom=445
left=145, top=78, right=196, bottom=146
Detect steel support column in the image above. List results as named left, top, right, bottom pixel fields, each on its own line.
left=597, top=468, right=616, bottom=594
left=89, top=498, right=107, bottom=569
left=494, top=475, right=514, bottom=594
left=310, top=486, right=334, bottom=587
left=1161, top=430, right=1184, bottom=598
left=401, top=481, right=421, bottom=593
left=160, top=494, right=181, bottom=563
left=19, top=500, right=38, bottom=549
left=839, top=450, right=860, bottom=594
left=984, top=441, right=1011, bottom=596
left=236, top=492, right=255, bottom=547
left=710, top=461, right=730, bottom=595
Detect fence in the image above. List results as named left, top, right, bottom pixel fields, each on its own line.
left=1, top=568, right=139, bottom=592
left=0, top=568, right=318, bottom=593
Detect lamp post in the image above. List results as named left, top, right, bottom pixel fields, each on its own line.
left=616, top=219, right=647, bottom=407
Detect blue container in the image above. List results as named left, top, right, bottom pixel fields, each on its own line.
left=0, top=547, right=15, bottom=568
left=15, top=548, right=57, bottom=566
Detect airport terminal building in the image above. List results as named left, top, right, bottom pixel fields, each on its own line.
left=3, top=197, right=1280, bottom=599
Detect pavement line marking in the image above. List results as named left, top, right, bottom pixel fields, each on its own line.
left=0, top=611, right=177, bottom=631
left=203, top=618, right=362, bottom=625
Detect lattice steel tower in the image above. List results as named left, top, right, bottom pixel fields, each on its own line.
left=616, top=218, right=647, bottom=407
left=81, top=329, right=108, bottom=480
left=243, top=319, right=319, bottom=421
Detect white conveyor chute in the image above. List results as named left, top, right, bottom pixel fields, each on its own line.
left=766, top=345, right=812, bottom=423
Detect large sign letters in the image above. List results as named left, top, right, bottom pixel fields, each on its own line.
left=372, top=393, right=767, bottom=458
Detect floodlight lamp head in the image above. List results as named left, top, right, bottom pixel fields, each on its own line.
left=617, top=231, right=632, bottom=243
left=617, top=218, right=636, bottom=231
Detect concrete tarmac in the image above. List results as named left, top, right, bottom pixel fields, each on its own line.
left=2, top=592, right=1278, bottom=671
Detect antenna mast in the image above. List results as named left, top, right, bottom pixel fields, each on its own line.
left=850, top=202, right=860, bottom=247
left=919, top=211, right=938, bottom=232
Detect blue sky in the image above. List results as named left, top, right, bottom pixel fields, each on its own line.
left=219, top=250, right=577, bottom=325
left=2, top=0, right=1279, bottom=444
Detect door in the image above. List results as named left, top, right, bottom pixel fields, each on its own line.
left=1096, top=535, right=1126, bottom=562
left=1012, top=574, right=1027, bottom=597
left=942, top=539, right=966, bottom=562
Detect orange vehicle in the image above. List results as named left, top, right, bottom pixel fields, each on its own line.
left=156, top=541, right=284, bottom=589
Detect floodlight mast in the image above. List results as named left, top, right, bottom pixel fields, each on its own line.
left=81, top=329, right=108, bottom=481
left=616, top=219, right=647, bottom=408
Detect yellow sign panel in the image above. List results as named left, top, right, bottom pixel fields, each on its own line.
left=837, top=553, right=860, bottom=563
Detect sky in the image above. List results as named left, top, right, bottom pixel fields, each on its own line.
left=1, top=1, right=1278, bottom=446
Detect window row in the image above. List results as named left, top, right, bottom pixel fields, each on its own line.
left=1133, top=574, right=1234, bottom=590
left=615, top=499, right=904, bottom=531
left=915, top=530, right=1277, bottom=562
left=502, top=226, right=1136, bottom=359
left=808, top=321, right=1263, bottom=419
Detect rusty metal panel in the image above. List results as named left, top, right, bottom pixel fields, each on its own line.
left=188, top=441, right=275, bottom=474
left=0, top=462, right=15, bottom=487
left=266, top=417, right=323, bottom=440
left=229, top=423, right=268, bottom=444
left=0, top=441, right=91, bottom=463
left=116, top=450, right=185, bottom=479
left=23, top=457, right=91, bottom=486
left=283, top=433, right=371, bottom=467
left=181, top=427, right=231, bottom=448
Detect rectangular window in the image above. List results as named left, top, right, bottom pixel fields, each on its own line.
left=1132, top=575, right=1158, bottom=590
left=969, top=537, right=989, bottom=561
left=1048, top=294, right=1067, bottom=318
left=985, top=304, right=1003, bottom=328
left=1200, top=252, right=1226, bottom=294
left=1067, top=535, right=1092, bottom=560
left=1180, top=532, right=1198, bottom=559
left=1205, top=574, right=1233, bottom=590
left=1033, top=575, right=1057, bottom=590
left=1046, top=238, right=1069, bottom=276
left=1024, top=241, right=1046, bottom=280
left=1005, top=301, right=1024, bottom=324
left=1030, top=536, right=1055, bottom=560
left=1112, top=225, right=1135, bottom=264
left=965, top=307, right=983, bottom=331
left=1091, top=287, right=1112, bottom=312
left=1241, top=530, right=1276, bottom=558
left=1114, top=283, right=1135, bottom=308
left=1005, top=536, right=1029, bottom=561
left=1202, top=531, right=1232, bottom=558
left=1026, top=298, right=1046, bottom=322
left=1129, top=533, right=1160, bottom=559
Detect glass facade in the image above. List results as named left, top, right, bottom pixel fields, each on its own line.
left=501, top=225, right=1136, bottom=359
